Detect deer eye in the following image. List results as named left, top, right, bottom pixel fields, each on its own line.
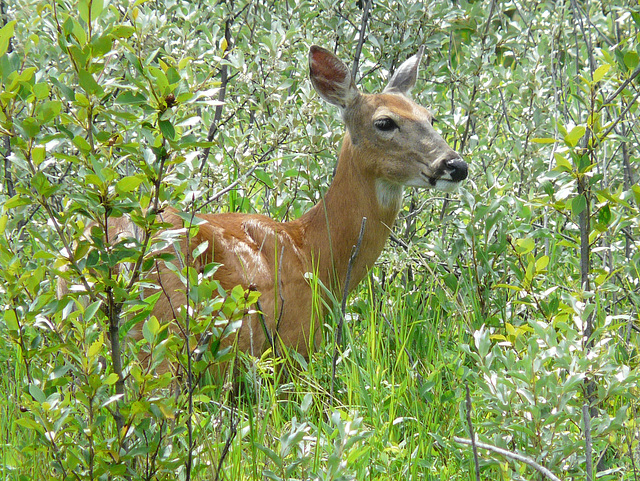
left=374, top=117, right=398, bottom=132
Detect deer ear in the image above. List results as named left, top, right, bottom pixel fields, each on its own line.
left=309, top=46, right=359, bottom=109
left=384, top=46, right=425, bottom=94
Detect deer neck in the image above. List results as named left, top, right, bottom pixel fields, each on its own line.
left=299, top=133, right=402, bottom=296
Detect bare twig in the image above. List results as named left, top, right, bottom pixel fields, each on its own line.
left=330, top=216, right=367, bottom=400
left=570, top=0, right=595, bottom=76
left=185, top=218, right=194, bottom=481
left=597, top=89, right=640, bottom=144
left=197, top=136, right=285, bottom=213
left=199, top=14, right=233, bottom=171
left=339, top=216, right=367, bottom=346
left=459, top=0, right=496, bottom=155
left=351, top=0, right=373, bottom=81
left=453, top=437, right=561, bottom=481
left=465, top=384, right=481, bottom=481
left=602, top=66, right=640, bottom=107
left=213, top=391, right=238, bottom=481
left=2, top=135, right=14, bottom=198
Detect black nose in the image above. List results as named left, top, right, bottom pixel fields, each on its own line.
left=445, top=156, right=468, bottom=182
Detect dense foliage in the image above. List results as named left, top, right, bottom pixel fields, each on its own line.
left=1, top=0, right=639, bottom=479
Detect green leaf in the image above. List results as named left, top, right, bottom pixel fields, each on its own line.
left=166, top=67, right=181, bottom=85
left=192, top=241, right=209, bottom=260
left=159, top=119, right=175, bottom=140
left=148, top=66, right=169, bottom=92
left=117, top=91, right=147, bottom=105
left=255, top=444, right=284, bottom=469
left=37, top=100, right=62, bottom=123
left=515, top=237, right=535, bottom=255
left=75, top=92, right=91, bottom=107
left=78, top=69, right=104, bottom=96
left=116, top=175, right=144, bottom=193
left=143, top=317, right=159, bottom=345
left=633, top=185, right=640, bottom=205
left=624, top=52, right=639, bottom=70
left=532, top=137, right=557, bottom=144
left=564, top=125, right=586, bottom=147
left=84, top=300, right=102, bottom=323
left=111, top=25, right=135, bottom=38
left=4, top=309, right=18, bottom=331
left=202, top=262, right=220, bottom=278
left=4, top=195, right=31, bottom=210
left=33, top=82, right=50, bottom=100
left=255, top=169, right=275, bottom=188
left=31, top=172, right=51, bottom=195
left=571, top=194, right=587, bottom=216
left=78, top=0, right=105, bottom=24
left=19, top=117, right=40, bottom=138
left=29, top=384, right=46, bottom=403
left=88, top=334, right=104, bottom=357
left=553, top=153, right=572, bottom=173
left=73, top=135, right=91, bottom=153
left=104, top=373, right=119, bottom=385
left=90, top=34, right=113, bottom=58
left=494, top=283, right=523, bottom=291
left=91, top=0, right=105, bottom=21
left=0, top=20, right=15, bottom=56
left=8, top=66, right=36, bottom=91
left=32, top=146, right=45, bottom=167
left=535, top=255, right=549, bottom=272
left=597, top=204, right=612, bottom=226
left=592, top=64, right=610, bottom=83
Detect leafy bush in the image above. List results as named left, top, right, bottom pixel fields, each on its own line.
left=1, top=0, right=639, bottom=480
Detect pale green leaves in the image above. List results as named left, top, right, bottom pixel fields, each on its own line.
left=564, top=125, right=586, bottom=148
left=592, top=64, right=610, bottom=83
left=78, top=0, right=107, bottom=25
left=0, top=20, right=15, bottom=56
left=532, top=124, right=587, bottom=148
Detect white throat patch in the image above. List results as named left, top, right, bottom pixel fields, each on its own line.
left=375, top=179, right=404, bottom=212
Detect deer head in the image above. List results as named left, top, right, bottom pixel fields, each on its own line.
left=309, top=45, right=468, bottom=210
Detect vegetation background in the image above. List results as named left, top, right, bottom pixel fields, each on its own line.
left=1, top=0, right=639, bottom=479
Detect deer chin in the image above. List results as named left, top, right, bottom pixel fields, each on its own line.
left=406, top=174, right=462, bottom=192
left=432, top=178, right=462, bottom=193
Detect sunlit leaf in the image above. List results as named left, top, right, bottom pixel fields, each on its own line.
left=564, top=125, right=586, bottom=147
left=592, top=64, right=610, bottom=83
left=0, top=20, right=15, bottom=56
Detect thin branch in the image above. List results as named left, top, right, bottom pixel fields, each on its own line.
left=213, top=390, right=238, bottom=481
left=453, top=437, right=562, bottom=481
left=199, top=13, right=233, bottom=171
left=465, top=384, right=481, bottom=481
left=185, top=216, right=194, bottom=481
left=583, top=403, right=593, bottom=481
left=597, top=89, right=640, bottom=144
left=330, top=216, right=367, bottom=400
left=351, top=0, right=373, bottom=81
left=459, top=0, right=496, bottom=155
left=339, top=216, right=367, bottom=345
left=601, top=66, right=640, bottom=107
left=3, top=135, right=14, bottom=198
left=197, top=152, right=268, bottom=213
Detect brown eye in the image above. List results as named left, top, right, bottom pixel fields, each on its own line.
left=374, top=117, right=398, bottom=132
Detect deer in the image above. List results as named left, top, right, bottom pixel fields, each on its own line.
left=72, top=45, right=468, bottom=374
